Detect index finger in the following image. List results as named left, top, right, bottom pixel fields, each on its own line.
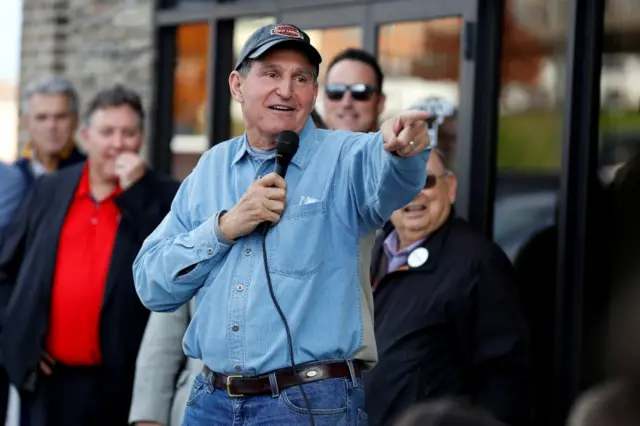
left=258, top=172, right=287, bottom=189
left=399, top=109, right=430, bottom=123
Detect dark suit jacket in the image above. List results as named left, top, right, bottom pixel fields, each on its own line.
left=365, top=214, right=532, bottom=426
left=15, top=145, right=86, bottom=191
left=0, top=162, right=178, bottom=423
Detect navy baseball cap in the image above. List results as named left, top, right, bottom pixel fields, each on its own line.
left=235, top=23, right=322, bottom=73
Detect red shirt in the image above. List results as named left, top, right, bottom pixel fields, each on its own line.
left=46, top=164, right=122, bottom=365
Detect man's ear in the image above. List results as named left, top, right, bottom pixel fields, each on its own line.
left=229, top=71, right=244, bottom=103
left=312, top=82, right=318, bottom=106
left=79, top=125, right=90, bottom=148
left=70, top=114, right=79, bottom=132
left=447, top=173, right=458, bottom=204
left=377, top=92, right=387, bottom=116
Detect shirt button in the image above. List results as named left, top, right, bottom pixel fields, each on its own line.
left=234, top=365, right=242, bottom=372
left=207, top=248, right=214, bottom=256
left=231, top=324, right=239, bottom=332
left=244, top=248, right=252, bottom=256
left=90, top=218, right=98, bottom=225
left=236, top=284, right=244, bottom=292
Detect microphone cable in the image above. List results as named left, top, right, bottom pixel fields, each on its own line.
left=261, top=224, right=315, bottom=426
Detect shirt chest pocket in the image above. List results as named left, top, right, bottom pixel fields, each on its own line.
left=266, top=201, right=327, bottom=280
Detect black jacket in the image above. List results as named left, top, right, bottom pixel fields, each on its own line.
left=0, top=163, right=178, bottom=424
left=364, top=214, right=532, bottom=426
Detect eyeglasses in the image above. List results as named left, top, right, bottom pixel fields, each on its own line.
left=424, top=173, right=448, bottom=189
left=325, top=84, right=377, bottom=101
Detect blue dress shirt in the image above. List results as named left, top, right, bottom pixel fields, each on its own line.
left=134, top=118, right=431, bottom=375
left=0, top=162, right=26, bottom=234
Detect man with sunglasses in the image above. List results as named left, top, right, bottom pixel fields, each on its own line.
left=323, top=48, right=386, bottom=133
left=365, top=149, right=532, bottom=426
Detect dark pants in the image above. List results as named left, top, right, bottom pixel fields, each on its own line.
left=23, top=364, right=125, bottom=426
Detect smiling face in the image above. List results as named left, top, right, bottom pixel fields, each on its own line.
left=391, top=152, right=457, bottom=248
left=229, top=48, right=318, bottom=149
left=323, top=59, right=385, bottom=132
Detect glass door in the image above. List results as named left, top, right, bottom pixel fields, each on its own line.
left=281, top=0, right=480, bottom=219
left=370, top=0, right=478, bottom=220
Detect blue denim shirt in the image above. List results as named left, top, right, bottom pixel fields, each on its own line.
left=134, top=118, right=430, bottom=375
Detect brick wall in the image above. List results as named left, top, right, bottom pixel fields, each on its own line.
left=18, top=0, right=155, bottom=152
left=20, top=0, right=68, bottom=86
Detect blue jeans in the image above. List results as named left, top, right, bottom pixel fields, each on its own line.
left=182, top=368, right=369, bottom=426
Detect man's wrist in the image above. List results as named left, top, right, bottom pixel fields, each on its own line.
left=216, top=210, right=237, bottom=243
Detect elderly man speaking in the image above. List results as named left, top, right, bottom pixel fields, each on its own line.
left=134, top=23, right=430, bottom=426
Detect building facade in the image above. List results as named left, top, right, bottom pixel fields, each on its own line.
left=19, top=0, right=155, bottom=142
left=17, top=0, right=640, bottom=424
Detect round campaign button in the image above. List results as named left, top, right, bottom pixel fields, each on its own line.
left=408, top=247, right=429, bottom=268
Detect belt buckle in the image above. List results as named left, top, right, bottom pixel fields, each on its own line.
left=226, top=375, right=244, bottom=398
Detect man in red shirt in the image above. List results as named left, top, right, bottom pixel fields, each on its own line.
left=0, top=85, right=179, bottom=426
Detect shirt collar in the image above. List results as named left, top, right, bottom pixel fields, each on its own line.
left=383, top=230, right=426, bottom=258
left=231, top=117, right=316, bottom=169
left=23, top=139, right=77, bottom=162
left=74, top=162, right=122, bottom=201
left=30, top=156, right=48, bottom=178
left=376, top=209, right=457, bottom=274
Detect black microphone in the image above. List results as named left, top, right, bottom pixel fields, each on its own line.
left=274, top=130, right=299, bottom=177
left=259, top=131, right=299, bottom=233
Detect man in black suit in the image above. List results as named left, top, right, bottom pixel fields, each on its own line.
left=365, top=149, right=531, bottom=426
left=0, top=85, right=179, bottom=426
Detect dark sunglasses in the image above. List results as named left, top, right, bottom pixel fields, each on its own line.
left=325, top=83, right=377, bottom=101
left=424, top=173, right=448, bottom=189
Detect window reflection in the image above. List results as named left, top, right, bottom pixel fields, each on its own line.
left=493, top=2, right=568, bottom=424
left=171, top=23, right=210, bottom=181
left=308, top=26, right=363, bottom=131
left=493, top=4, right=566, bottom=258
left=306, top=27, right=362, bottom=86
left=377, top=19, right=461, bottom=166
left=601, top=3, right=640, bottom=311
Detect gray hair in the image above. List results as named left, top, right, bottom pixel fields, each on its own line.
left=237, top=60, right=255, bottom=78
left=237, top=59, right=318, bottom=83
left=21, top=75, right=80, bottom=116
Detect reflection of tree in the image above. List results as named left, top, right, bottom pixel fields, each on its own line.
left=500, top=0, right=545, bottom=86
left=310, top=28, right=361, bottom=84
left=173, top=24, right=209, bottom=135
left=378, top=20, right=461, bottom=79
left=378, top=2, right=545, bottom=86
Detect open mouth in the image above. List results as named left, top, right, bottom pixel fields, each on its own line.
left=403, top=204, right=426, bottom=213
left=269, top=105, right=295, bottom=112
left=338, top=113, right=359, bottom=120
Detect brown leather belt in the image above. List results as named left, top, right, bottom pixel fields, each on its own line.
left=203, top=361, right=362, bottom=397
